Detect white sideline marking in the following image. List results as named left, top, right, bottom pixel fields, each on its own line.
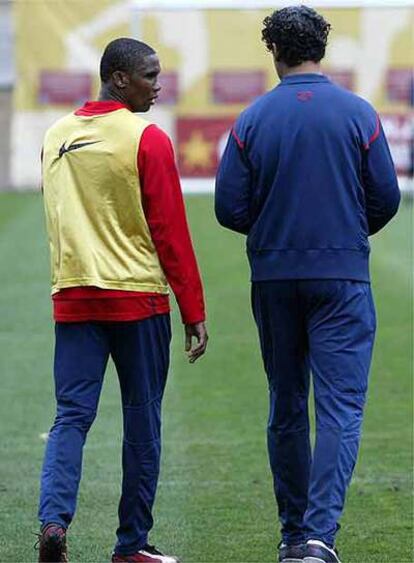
left=181, top=177, right=215, bottom=194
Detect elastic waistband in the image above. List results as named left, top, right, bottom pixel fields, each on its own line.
left=247, top=248, right=370, bottom=282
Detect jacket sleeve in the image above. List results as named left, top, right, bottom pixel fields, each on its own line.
left=215, top=125, right=253, bottom=235
left=361, top=114, right=401, bottom=235
left=138, top=125, right=205, bottom=324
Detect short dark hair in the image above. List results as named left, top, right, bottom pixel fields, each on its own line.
left=100, top=38, right=155, bottom=82
left=262, top=6, right=331, bottom=67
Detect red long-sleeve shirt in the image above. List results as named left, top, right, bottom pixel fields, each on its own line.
left=52, top=100, right=205, bottom=324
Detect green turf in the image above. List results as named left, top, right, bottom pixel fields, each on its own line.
left=0, top=193, right=412, bottom=562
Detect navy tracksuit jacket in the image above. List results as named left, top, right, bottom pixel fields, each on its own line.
left=215, top=73, right=400, bottom=281
left=215, top=73, right=400, bottom=546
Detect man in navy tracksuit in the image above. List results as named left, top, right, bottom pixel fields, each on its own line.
left=215, top=7, right=400, bottom=563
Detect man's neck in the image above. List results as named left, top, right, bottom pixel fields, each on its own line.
left=98, top=85, right=129, bottom=108
left=279, top=61, right=322, bottom=79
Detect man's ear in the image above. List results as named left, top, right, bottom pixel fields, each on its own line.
left=112, top=70, right=129, bottom=89
left=271, top=43, right=278, bottom=59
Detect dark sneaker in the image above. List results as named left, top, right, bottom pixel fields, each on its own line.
left=303, top=540, right=341, bottom=563
left=279, top=542, right=305, bottom=562
left=38, top=523, right=68, bottom=563
left=112, top=544, right=179, bottom=563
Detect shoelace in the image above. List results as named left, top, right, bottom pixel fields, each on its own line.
left=32, top=527, right=67, bottom=555
left=32, top=532, right=41, bottom=551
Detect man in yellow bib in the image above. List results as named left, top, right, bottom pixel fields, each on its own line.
left=38, top=38, right=207, bottom=563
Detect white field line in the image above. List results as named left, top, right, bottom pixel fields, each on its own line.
left=181, top=177, right=215, bottom=194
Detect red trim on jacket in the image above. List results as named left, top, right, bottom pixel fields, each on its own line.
left=53, top=100, right=205, bottom=324
left=364, top=113, right=380, bottom=150
left=231, top=128, right=245, bottom=149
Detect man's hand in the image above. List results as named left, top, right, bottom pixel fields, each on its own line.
left=185, top=322, right=208, bottom=363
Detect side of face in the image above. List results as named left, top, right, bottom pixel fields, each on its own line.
left=112, top=53, right=161, bottom=112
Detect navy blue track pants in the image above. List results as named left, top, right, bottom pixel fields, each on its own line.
left=38, top=314, right=171, bottom=555
left=251, top=280, right=376, bottom=547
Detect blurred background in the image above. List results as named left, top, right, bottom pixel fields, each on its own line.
left=0, top=0, right=413, bottom=192
left=0, top=1, right=412, bottom=562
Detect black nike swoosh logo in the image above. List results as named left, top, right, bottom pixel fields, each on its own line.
left=59, top=141, right=101, bottom=158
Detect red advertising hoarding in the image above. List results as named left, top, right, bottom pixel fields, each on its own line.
left=177, top=116, right=235, bottom=177
left=177, top=113, right=413, bottom=178
left=157, top=72, right=179, bottom=105
left=39, top=71, right=92, bottom=105
left=386, top=69, right=413, bottom=104
left=381, top=113, right=413, bottom=176
left=212, top=71, right=266, bottom=104
left=326, top=70, right=355, bottom=91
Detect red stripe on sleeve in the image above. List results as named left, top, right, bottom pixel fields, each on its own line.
left=364, top=113, right=380, bottom=150
left=231, top=128, right=245, bottom=149
left=138, top=125, right=205, bottom=324
left=369, top=113, right=380, bottom=144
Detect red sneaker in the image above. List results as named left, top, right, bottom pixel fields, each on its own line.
left=37, top=523, right=68, bottom=562
left=111, top=544, right=179, bottom=563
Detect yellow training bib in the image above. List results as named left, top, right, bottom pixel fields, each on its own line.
left=42, top=108, right=168, bottom=295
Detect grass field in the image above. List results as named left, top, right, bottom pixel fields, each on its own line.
left=0, top=193, right=412, bottom=563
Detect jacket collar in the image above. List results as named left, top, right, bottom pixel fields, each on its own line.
left=74, top=100, right=129, bottom=116
left=280, top=73, right=330, bottom=85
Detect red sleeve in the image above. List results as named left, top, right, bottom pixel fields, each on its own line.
left=138, top=124, right=205, bottom=324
